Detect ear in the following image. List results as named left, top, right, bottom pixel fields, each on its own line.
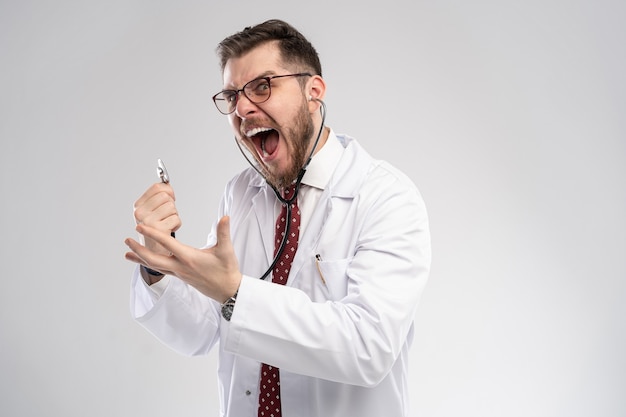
left=307, top=75, right=326, bottom=112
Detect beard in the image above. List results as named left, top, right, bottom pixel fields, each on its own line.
left=244, top=101, right=315, bottom=190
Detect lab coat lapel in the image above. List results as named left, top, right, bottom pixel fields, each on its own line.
left=288, top=139, right=372, bottom=285
left=251, top=184, right=278, bottom=270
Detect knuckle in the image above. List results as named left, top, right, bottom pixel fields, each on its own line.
left=165, top=200, right=178, bottom=212
left=133, top=206, right=145, bottom=222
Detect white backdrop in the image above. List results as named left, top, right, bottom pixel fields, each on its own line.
left=1, top=1, right=624, bottom=416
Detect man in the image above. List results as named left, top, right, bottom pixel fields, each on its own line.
left=125, top=19, right=431, bottom=417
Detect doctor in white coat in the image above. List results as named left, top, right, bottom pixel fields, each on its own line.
left=125, top=19, right=431, bottom=417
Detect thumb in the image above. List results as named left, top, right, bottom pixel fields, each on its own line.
left=216, top=216, right=232, bottom=249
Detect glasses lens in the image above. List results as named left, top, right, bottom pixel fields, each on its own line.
left=213, top=77, right=275, bottom=115
left=244, top=78, right=271, bottom=104
left=214, top=91, right=237, bottom=114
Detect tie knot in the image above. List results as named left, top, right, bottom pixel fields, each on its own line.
left=283, top=184, right=297, bottom=200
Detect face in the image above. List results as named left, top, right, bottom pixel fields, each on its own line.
left=222, top=42, right=316, bottom=189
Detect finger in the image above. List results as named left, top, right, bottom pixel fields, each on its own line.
left=124, top=237, right=154, bottom=265
left=134, top=183, right=176, bottom=213
left=134, top=187, right=177, bottom=224
left=124, top=237, right=175, bottom=274
left=169, top=210, right=183, bottom=232
left=136, top=224, right=182, bottom=255
left=124, top=248, right=145, bottom=265
left=215, top=216, right=233, bottom=250
left=138, top=199, right=180, bottom=230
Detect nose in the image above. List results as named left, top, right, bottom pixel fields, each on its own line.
left=234, top=91, right=257, bottom=118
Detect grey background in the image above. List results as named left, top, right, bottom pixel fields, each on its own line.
left=1, top=1, right=624, bottom=416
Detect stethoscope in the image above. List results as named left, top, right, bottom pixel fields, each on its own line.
left=235, top=98, right=327, bottom=280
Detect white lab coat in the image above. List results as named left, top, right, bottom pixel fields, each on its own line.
left=131, top=133, right=431, bottom=417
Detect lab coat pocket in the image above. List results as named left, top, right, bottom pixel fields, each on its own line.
left=315, top=256, right=352, bottom=301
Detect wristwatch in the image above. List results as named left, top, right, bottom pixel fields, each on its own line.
left=221, top=291, right=238, bottom=321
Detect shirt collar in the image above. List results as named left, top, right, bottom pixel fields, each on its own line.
left=301, top=129, right=344, bottom=190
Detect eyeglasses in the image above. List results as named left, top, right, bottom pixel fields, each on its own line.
left=212, top=73, right=312, bottom=115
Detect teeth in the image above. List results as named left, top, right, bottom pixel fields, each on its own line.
left=245, top=127, right=272, bottom=138
left=243, top=127, right=273, bottom=157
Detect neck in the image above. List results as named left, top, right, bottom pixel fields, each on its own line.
left=308, top=125, right=329, bottom=158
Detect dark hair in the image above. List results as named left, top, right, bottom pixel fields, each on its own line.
left=216, top=19, right=322, bottom=77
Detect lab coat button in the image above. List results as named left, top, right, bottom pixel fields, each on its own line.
left=245, top=390, right=251, bottom=396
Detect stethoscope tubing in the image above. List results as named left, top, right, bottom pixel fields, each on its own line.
left=237, top=99, right=327, bottom=280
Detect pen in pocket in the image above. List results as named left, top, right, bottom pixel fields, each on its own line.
left=315, top=254, right=327, bottom=285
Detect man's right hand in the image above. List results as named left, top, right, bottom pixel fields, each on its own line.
left=132, top=182, right=182, bottom=280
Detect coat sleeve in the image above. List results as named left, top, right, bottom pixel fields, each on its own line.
left=130, top=266, right=222, bottom=356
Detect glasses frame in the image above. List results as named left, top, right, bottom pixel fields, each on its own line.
left=212, top=72, right=312, bottom=115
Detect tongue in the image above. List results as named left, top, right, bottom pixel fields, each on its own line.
left=263, top=131, right=279, bottom=155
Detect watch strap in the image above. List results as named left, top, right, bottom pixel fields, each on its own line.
left=142, top=265, right=164, bottom=277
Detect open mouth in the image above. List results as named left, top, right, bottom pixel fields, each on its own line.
left=246, top=127, right=279, bottom=158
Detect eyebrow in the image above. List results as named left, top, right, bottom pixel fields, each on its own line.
left=224, top=70, right=279, bottom=90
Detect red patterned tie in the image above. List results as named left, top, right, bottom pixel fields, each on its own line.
left=258, top=185, right=300, bottom=417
